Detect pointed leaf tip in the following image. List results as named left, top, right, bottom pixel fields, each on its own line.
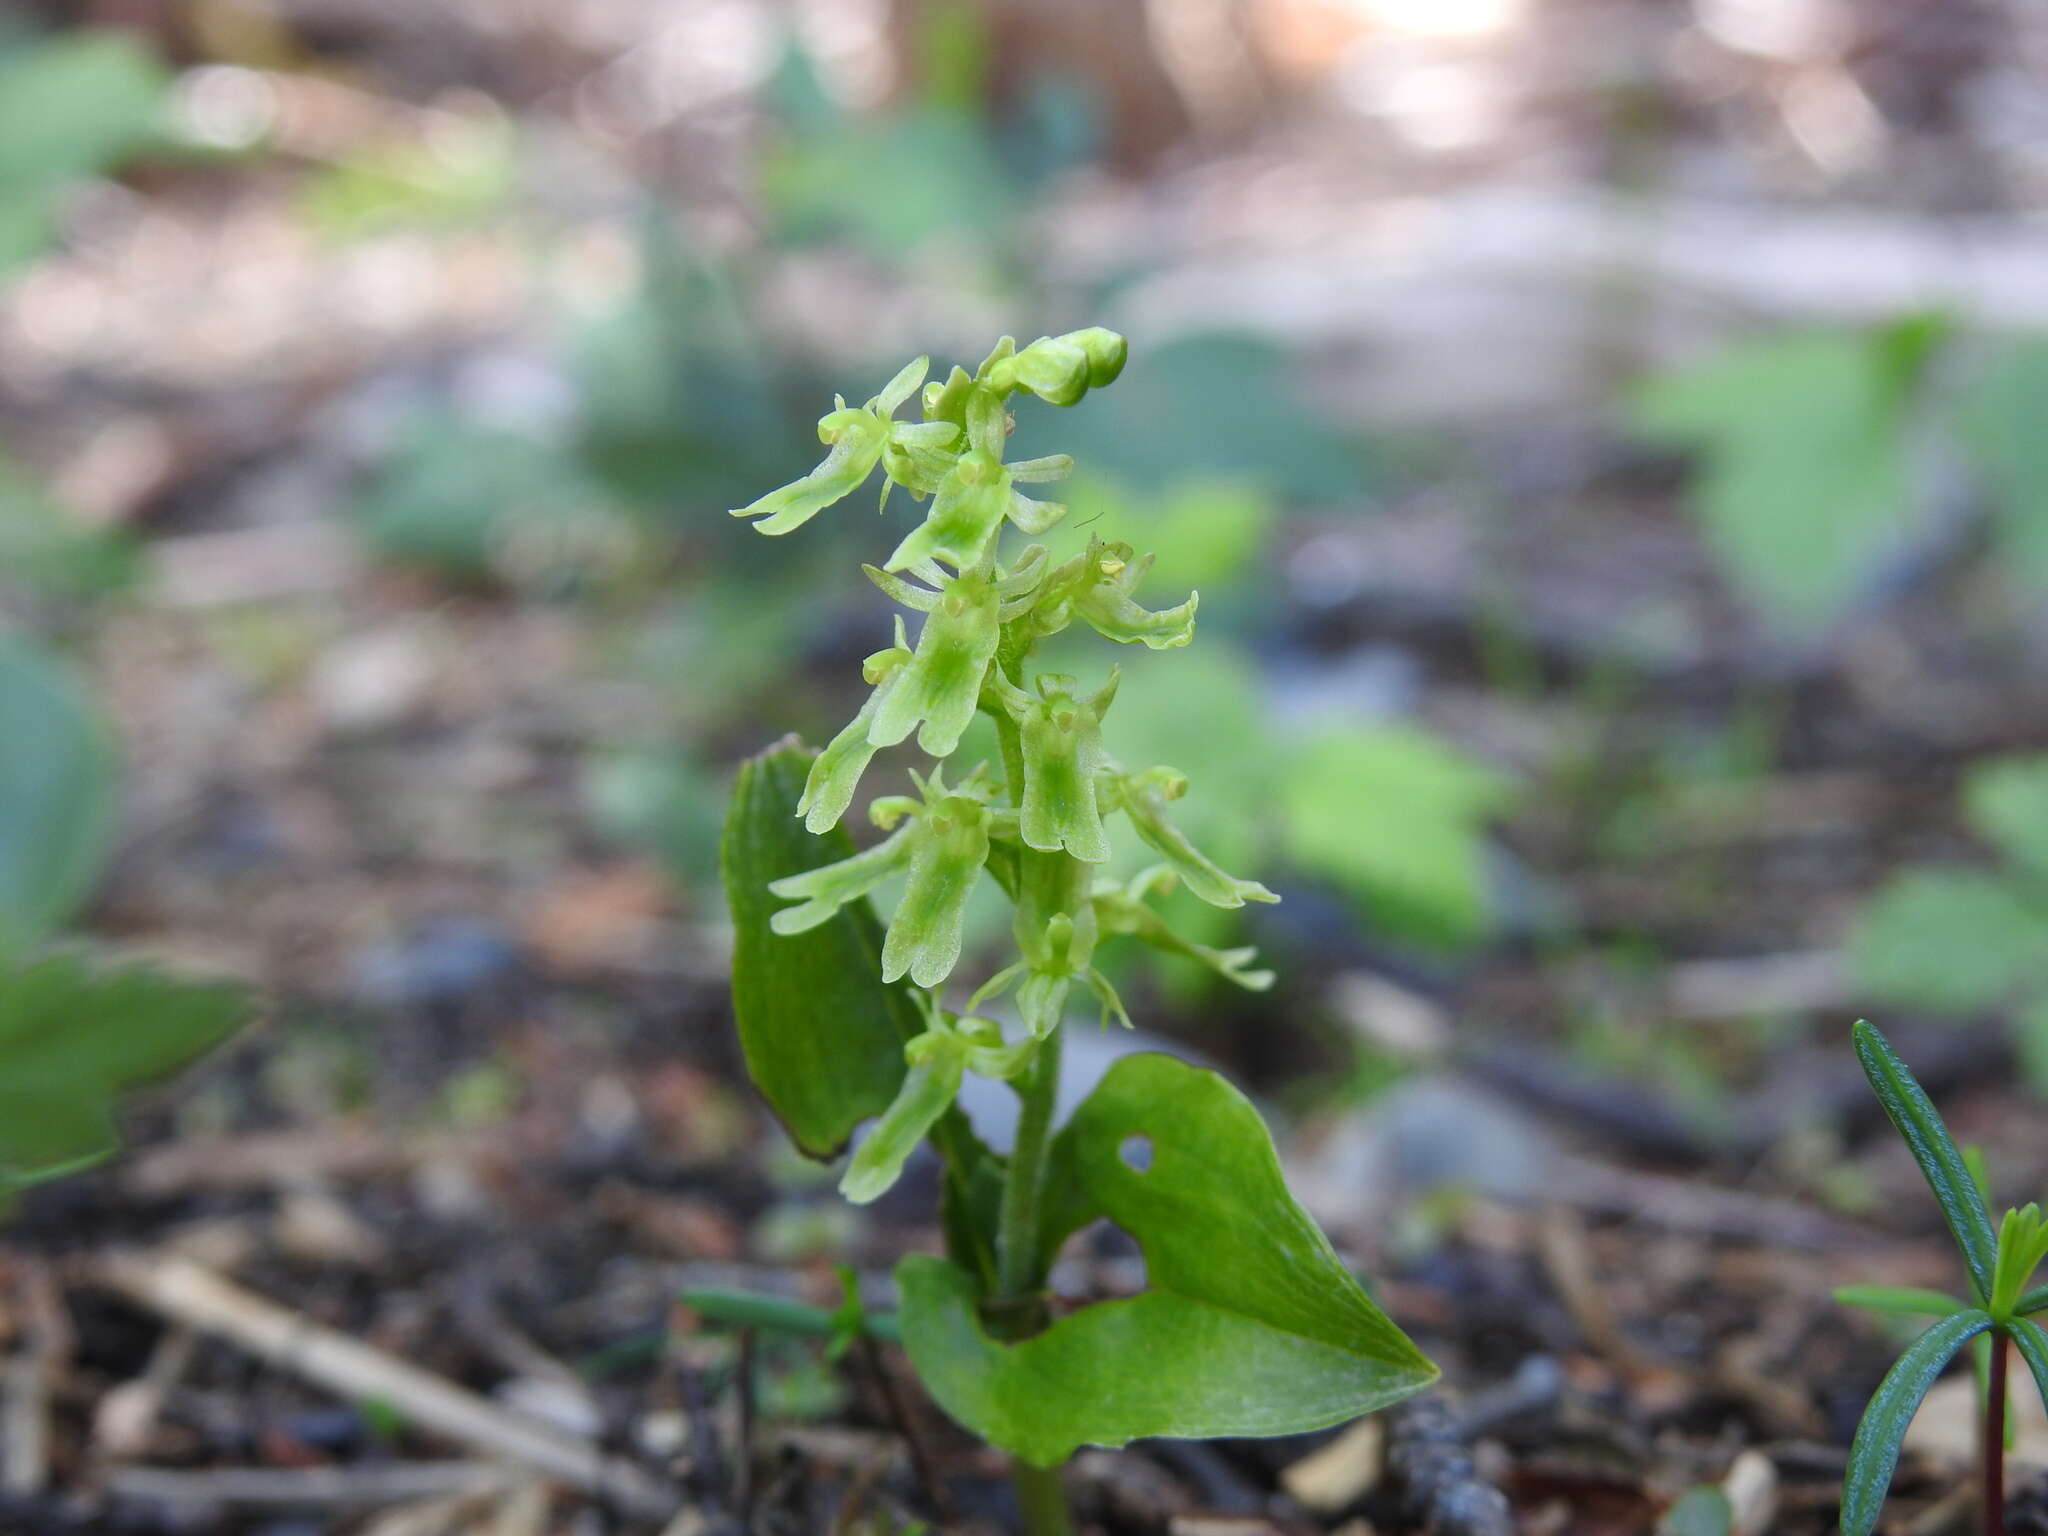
left=1852, top=1020, right=1999, bottom=1305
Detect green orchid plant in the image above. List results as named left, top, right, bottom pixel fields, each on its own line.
left=719, top=332, right=1436, bottom=1533
left=1836, top=1020, right=2048, bottom=1536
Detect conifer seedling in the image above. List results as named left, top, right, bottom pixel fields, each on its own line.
left=1837, top=1020, right=2048, bottom=1536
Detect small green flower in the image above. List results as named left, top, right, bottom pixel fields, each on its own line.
left=795, top=620, right=914, bottom=833
left=1011, top=540, right=1198, bottom=651
left=841, top=1021, right=965, bottom=1204
left=837, top=998, right=1044, bottom=1204
left=878, top=769, right=995, bottom=988
left=992, top=670, right=1118, bottom=863
left=730, top=356, right=958, bottom=535
left=884, top=387, right=1072, bottom=573
left=768, top=766, right=994, bottom=990
left=862, top=557, right=1035, bottom=757
left=1094, top=866, right=1275, bottom=991
left=971, top=908, right=1130, bottom=1039
left=1112, top=768, right=1277, bottom=908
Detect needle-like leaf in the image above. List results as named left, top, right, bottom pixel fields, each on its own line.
left=2009, top=1317, right=2048, bottom=1422
left=1841, top=1308, right=1994, bottom=1536
left=1834, top=1285, right=1971, bottom=1319
left=1853, top=1020, right=1999, bottom=1305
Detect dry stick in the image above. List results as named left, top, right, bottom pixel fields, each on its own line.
left=855, top=1333, right=956, bottom=1526
left=104, top=1462, right=519, bottom=1511
left=92, top=1253, right=675, bottom=1519
left=734, top=1328, right=756, bottom=1529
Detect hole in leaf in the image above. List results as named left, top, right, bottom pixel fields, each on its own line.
left=1118, top=1133, right=1153, bottom=1172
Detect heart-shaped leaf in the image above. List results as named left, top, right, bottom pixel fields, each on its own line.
left=0, top=949, right=249, bottom=1188
left=0, top=637, right=118, bottom=958
left=897, top=1053, right=1436, bottom=1466
left=721, top=737, right=917, bottom=1159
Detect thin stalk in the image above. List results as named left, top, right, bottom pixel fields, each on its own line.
left=1986, top=1331, right=2008, bottom=1536
left=996, top=1024, right=1062, bottom=1309
left=1013, top=1459, right=1074, bottom=1536
left=989, top=625, right=1074, bottom=1532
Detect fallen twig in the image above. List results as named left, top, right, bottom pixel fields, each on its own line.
left=91, top=1253, right=675, bottom=1518
left=104, top=1461, right=517, bottom=1511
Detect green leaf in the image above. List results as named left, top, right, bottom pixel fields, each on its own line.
left=1963, top=755, right=2048, bottom=884
left=1630, top=325, right=1938, bottom=630
left=0, top=637, right=118, bottom=956
left=1848, top=870, right=2048, bottom=1013
left=896, top=1054, right=1436, bottom=1466
left=2015, top=1284, right=2048, bottom=1317
left=0, top=30, right=164, bottom=195
left=1835, top=1285, right=1971, bottom=1319
left=1841, top=1308, right=1992, bottom=1536
left=0, top=949, right=248, bottom=1188
left=2009, top=1318, right=2048, bottom=1420
left=721, top=739, right=916, bottom=1158
left=1954, top=338, right=2048, bottom=590
left=1279, top=726, right=1512, bottom=951
left=1657, top=1486, right=1733, bottom=1536
left=1853, top=1021, right=1999, bottom=1304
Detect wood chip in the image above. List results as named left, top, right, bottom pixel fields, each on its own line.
left=1280, top=1417, right=1384, bottom=1513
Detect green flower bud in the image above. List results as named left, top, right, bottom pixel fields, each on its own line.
left=1062, top=326, right=1128, bottom=389
left=1113, top=767, right=1278, bottom=908
left=867, top=564, right=1003, bottom=757
left=1009, top=335, right=1090, bottom=407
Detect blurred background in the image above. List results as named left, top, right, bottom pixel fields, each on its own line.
left=5, top=0, right=2048, bottom=1527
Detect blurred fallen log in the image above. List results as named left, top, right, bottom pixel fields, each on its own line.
left=91, top=1254, right=676, bottom=1519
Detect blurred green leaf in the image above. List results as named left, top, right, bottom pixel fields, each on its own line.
left=0, top=637, right=118, bottom=957
left=574, top=221, right=799, bottom=512
left=298, top=115, right=512, bottom=241
left=897, top=1054, right=1436, bottom=1466
left=1848, top=869, right=2048, bottom=1013
left=356, top=419, right=638, bottom=592
left=0, top=29, right=164, bottom=191
left=1954, top=338, right=2048, bottom=589
left=1280, top=726, right=1513, bottom=950
left=0, top=29, right=165, bottom=275
left=584, top=747, right=724, bottom=886
left=0, top=949, right=248, bottom=1189
left=0, top=457, right=136, bottom=599
left=1963, top=755, right=2048, bottom=885
left=1657, top=1487, right=1732, bottom=1536
left=721, top=739, right=914, bottom=1158
left=763, top=103, right=1017, bottom=258
left=1630, top=323, right=1942, bottom=629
